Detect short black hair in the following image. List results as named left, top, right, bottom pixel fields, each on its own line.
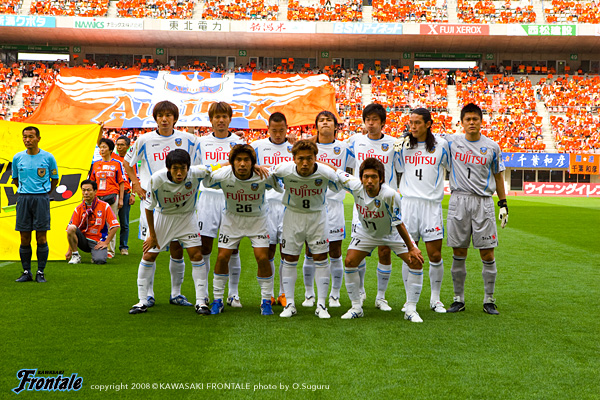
left=166, top=149, right=191, bottom=169
left=269, top=112, right=287, bottom=125
left=98, top=138, right=115, bottom=152
left=22, top=126, right=40, bottom=137
left=81, top=179, right=97, bottom=190
left=362, top=103, right=386, bottom=125
left=315, top=110, right=338, bottom=129
left=116, top=135, right=130, bottom=146
left=359, top=158, right=385, bottom=183
left=229, top=144, right=257, bottom=169
left=460, top=103, right=483, bottom=121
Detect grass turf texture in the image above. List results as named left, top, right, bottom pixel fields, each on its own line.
left=1, top=195, right=599, bottom=399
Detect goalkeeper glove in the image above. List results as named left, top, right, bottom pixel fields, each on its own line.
left=497, top=199, right=508, bottom=229
left=393, top=134, right=411, bottom=152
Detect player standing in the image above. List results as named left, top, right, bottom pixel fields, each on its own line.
left=129, top=150, right=212, bottom=315
left=124, top=100, right=199, bottom=307
left=13, top=126, right=58, bottom=283
left=335, top=158, right=424, bottom=320
left=302, top=111, right=351, bottom=308
left=271, top=140, right=341, bottom=318
left=445, top=103, right=508, bottom=315
left=203, top=145, right=281, bottom=315
left=195, top=102, right=246, bottom=308
left=346, top=103, right=400, bottom=311
left=397, top=108, right=450, bottom=313
left=252, top=112, right=294, bottom=306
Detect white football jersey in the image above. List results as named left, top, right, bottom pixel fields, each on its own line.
left=271, top=161, right=341, bottom=213
left=253, top=138, right=294, bottom=202
left=337, top=170, right=403, bottom=238
left=317, top=139, right=352, bottom=202
left=145, top=165, right=210, bottom=215
left=346, top=133, right=401, bottom=190
left=203, top=166, right=282, bottom=217
left=446, top=134, right=505, bottom=197
left=397, top=135, right=450, bottom=202
left=124, top=129, right=199, bottom=190
left=197, top=132, right=246, bottom=194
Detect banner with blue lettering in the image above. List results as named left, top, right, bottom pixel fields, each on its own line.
left=503, top=153, right=569, bottom=169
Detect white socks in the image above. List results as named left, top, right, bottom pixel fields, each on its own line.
left=228, top=252, right=241, bottom=298
left=376, top=262, right=392, bottom=300
left=169, top=257, right=185, bottom=298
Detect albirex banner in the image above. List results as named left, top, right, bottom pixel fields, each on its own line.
left=0, top=121, right=101, bottom=261
left=24, top=69, right=338, bottom=129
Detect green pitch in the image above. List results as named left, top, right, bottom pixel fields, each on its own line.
left=2, top=195, right=599, bottom=399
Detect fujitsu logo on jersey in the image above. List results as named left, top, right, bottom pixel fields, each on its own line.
left=355, top=204, right=384, bottom=219
left=226, top=189, right=260, bottom=202
left=290, top=184, right=324, bottom=197
left=205, top=146, right=230, bottom=162
left=153, top=146, right=172, bottom=161
left=264, top=151, right=292, bottom=165
left=454, top=150, right=486, bottom=165
left=164, top=190, right=193, bottom=204
left=405, top=151, right=437, bottom=166
left=357, top=149, right=388, bottom=164
left=318, top=153, right=342, bottom=167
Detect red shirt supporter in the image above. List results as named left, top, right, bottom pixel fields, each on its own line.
left=68, top=198, right=120, bottom=243
left=89, top=158, right=125, bottom=197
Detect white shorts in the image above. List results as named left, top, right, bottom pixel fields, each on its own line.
left=281, top=208, right=328, bottom=256
left=266, top=200, right=285, bottom=245
left=401, top=197, right=444, bottom=243
left=218, top=211, right=270, bottom=250
left=447, top=192, right=498, bottom=249
left=326, top=200, right=346, bottom=242
left=196, top=190, right=225, bottom=238
left=348, top=228, right=409, bottom=256
left=148, top=211, right=202, bottom=253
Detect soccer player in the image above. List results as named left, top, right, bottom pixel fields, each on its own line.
left=303, top=111, right=351, bottom=308
left=89, top=138, right=125, bottom=259
left=13, top=126, right=58, bottom=283
left=445, top=103, right=508, bottom=315
left=196, top=102, right=245, bottom=307
left=129, top=150, right=211, bottom=315
left=252, top=112, right=293, bottom=306
left=271, top=140, right=342, bottom=318
left=203, top=145, right=282, bottom=316
left=112, top=135, right=136, bottom=256
left=124, top=100, right=199, bottom=307
left=396, top=108, right=450, bottom=313
left=346, top=103, right=400, bottom=311
left=66, top=180, right=120, bottom=265
left=334, top=158, right=424, bottom=321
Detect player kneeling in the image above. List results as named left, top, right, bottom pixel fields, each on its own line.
left=129, top=150, right=212, bottom=315
left=336, top=158, right=424, bottom=321
left=203, top=145, right=281, bottom=316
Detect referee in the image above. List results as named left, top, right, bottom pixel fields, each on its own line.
left=12, top=126, right=59, bottom=283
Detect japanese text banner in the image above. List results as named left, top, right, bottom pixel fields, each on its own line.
left=25, top=69, right=338, bottom=129
left=0, top=121, right=101, bottom=260
left=503, top=152, right=569, bottom=169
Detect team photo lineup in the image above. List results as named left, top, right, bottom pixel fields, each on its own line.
left=13, top=97, right=509, bottom=322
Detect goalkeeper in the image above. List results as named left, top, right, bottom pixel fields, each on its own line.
left=444, top=103, right=508, bottom=316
